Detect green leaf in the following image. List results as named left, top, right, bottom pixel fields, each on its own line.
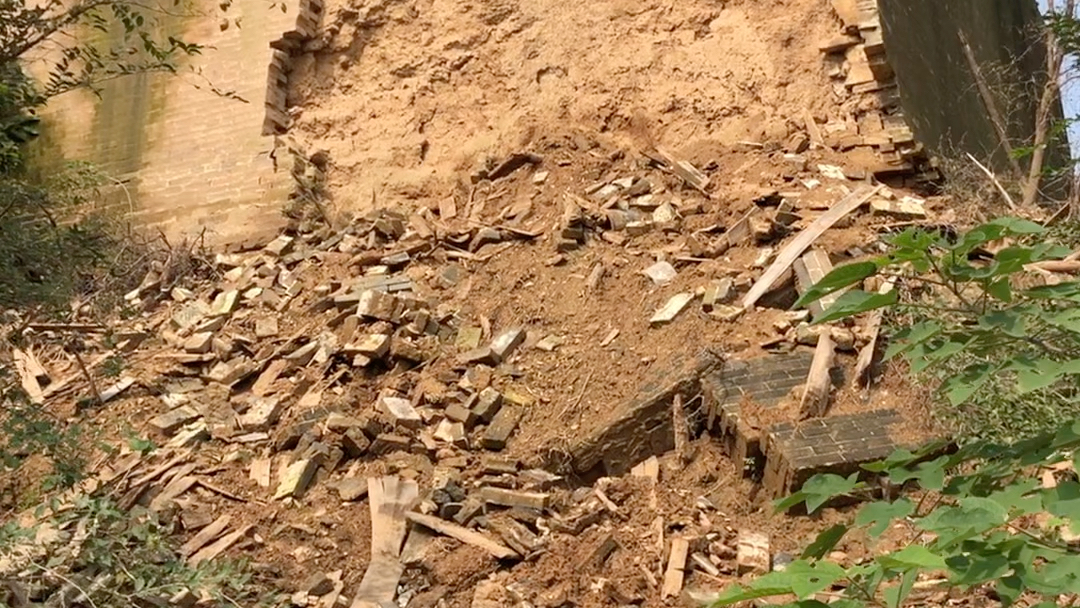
left=946, top=551, right=1011, bottom=586
left=784, top=560, right=847, bottom=599
left=978, top=310, right=1027, bottom=338
left=884, top=570, right=917, bottom=608
left=813, top=290, right=898, bottom=324
left=855, top=499, right=914, bottom=537
left=795, top=261, right=879, bottom=309
left=995, top=575, right=1024, bottom=607
left=706, top=577, right=792, bottom=606
left=940, top=363, right=996, bottom=405
left=986, top=277, right=1012, bottom=302
left=774, top=490, right=810, bottom=514
left=1016, top=359, right=1064, bottom=394
left=877, top=545, right=947, bottom=570
left=1043, top=481, right=1080, bottom=524
left=884, top=321, right=942, bottom=361
left=956, top=496, right=1010, bottom=526
left=802, top=473, right=864, bottom=514
left=801, top=524, right=849, bottom=559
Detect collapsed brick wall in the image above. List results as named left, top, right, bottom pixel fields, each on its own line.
left=264, top=0, right=324, bottom=135
left=762, top=410, right=900, bottom=498
left=30, top=0, right=312, bottom=246
left=566, top=349, right=723, bottom=479
left=820, top=0, right=937, bottom=186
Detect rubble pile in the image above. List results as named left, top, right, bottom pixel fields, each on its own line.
left=3, top=8, right=973, bottom=600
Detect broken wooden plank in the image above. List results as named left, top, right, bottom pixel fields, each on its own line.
left=854, top=279, right=895, bottom=386
left=661, top=537, right=690, bottom=599
left=404, top=512, right=518, bottom=560
left=743, top=184, right=882, bottom=309
left=188, top=525, right=253, bottom=565
left=803, top=109, right=825, bottom=150
left=180, top=514, right=231, bottom=557
left=799, top=331, right=836, bottom=419
left=12, top=348, right=44, bottom=404
left=351, top=477, right=419, bottom=608
left=650, top=146, right=710, bottom=195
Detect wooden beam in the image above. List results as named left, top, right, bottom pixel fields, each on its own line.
left=800, top=331, right=836, bottom=419
left=406, top=512, right=519, bottom=560
left=743, top=184, right=882, bottom=309
left=351, top=477, right=419, bottom=608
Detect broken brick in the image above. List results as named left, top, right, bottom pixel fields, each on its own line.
left=379, top=396, right=423, bottom=429
left=473, top=387, right=503, bottom=423
left=149, top=406, right=201, bottom=435
left=482, top=406, right=522, bottom=450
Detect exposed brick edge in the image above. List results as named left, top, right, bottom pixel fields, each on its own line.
left=565, top=348, right=724, bottom=479
left=702, top=352, right=814, bottom=470
left=263, top=0, right=324, bottom=135
left=761, top=410, right=900, bottom=498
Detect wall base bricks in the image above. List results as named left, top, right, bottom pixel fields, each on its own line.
left=762, top=409, right=900, bottom=498
left=701, top=352, right=814, bottom=470
left=566, top=348, right=724, bottom=479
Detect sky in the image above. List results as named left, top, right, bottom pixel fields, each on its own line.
left=1038, top=0, right=1080, bottom=155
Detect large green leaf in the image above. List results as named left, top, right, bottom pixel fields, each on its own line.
left=877, top=545, right=947, bottom=570
left=855, top=499, right=914, bottom=538
left=884, top=321, right=942, bottom=361
left=940, top=363, right=996, bottom=405
left=801, top=524, right=849, bottom=560
left=784, top=560, right=847, bottom=599
left=977, top=310, right=1027, bottom=338
left=946, top=550, right=1011, bottom=586
left=813, top=290, right=899, bottom=324
left=794, top=261, right=879, bottom=309
left=803, top=473, right=864, bottom=514
left=1043, top=481, right=1080, bottom=524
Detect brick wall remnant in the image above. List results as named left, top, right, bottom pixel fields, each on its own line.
left=762, top=409, right=900, bottom=498
left=566, top=348, right=724, bottom=479
left=702, top=352, right=815, bottom=469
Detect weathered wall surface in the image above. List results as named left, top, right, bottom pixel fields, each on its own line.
left=31, top=0, right=304, bottom=245
left=878, top=0, right=1071, bottom=180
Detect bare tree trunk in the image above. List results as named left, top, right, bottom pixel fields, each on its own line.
left=1024, top=0, right=1074, bottom=208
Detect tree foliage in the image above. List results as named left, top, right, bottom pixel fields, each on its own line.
left=797, top=217, right=1080, bottom=441
left=707, top=220, right=1080, bottom=607
left=0, top=0, right=207, bottom=310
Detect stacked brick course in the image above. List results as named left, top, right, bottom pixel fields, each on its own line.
left=762, top=410, right=899, bottom=498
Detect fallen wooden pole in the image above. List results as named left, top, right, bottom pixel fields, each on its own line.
left=743, top=184, right=882, bottom=309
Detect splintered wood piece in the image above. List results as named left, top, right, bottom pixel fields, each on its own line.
left=800, top=331, right=836, bottom=419
left=351, top=477, right=419, bottom=608
left=743, top=184, right=881, bottom=309
left=405, top=512, right=518, bottom=560
left=661, top=537, right=690, bottom=598
left=181, top=515, right=231, bottom=557
left=188, top=525, right=252, bottom=565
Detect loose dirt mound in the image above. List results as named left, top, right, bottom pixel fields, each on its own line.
left=287, top=0, right=838, bottom=200
left=2, top=1, right=955, bottom=607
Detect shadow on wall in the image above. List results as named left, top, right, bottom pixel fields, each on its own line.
left=879, top=0, right=1071, bottom=194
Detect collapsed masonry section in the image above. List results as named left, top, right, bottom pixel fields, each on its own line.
left=264, top=0, right=324, bottom=135
left=816, top=0, right=937, bottom=186
left=566, top=349, right=905, bottom=496
left=763, top=410, right=899, bottom=498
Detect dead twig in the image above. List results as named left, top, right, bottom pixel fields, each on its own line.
left=560, top=371, right=593, bottom=419
left=68, top=343, right=101, bottom=406
left=967, top=153, right=1018, bottom=210
left=959, top=31, right=1024, bottom=180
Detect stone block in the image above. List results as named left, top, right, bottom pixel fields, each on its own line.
left=482, top=406, right=522, bottom=451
